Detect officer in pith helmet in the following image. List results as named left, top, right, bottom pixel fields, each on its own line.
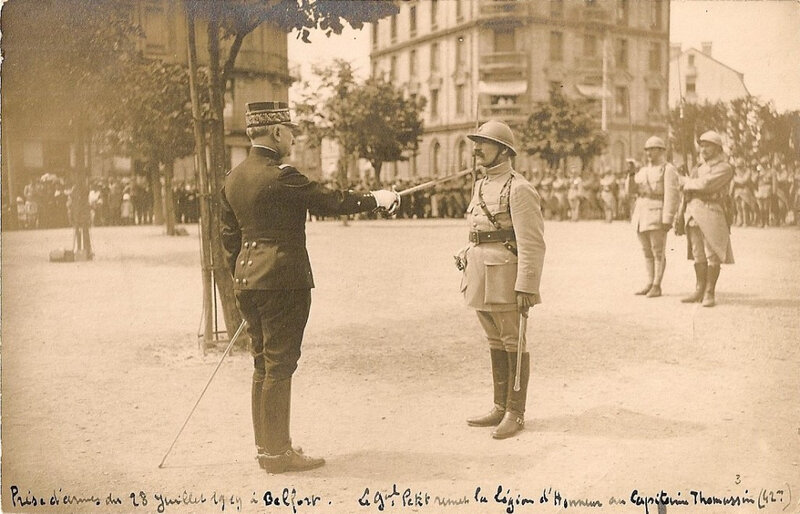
left=220, top=101, right=400, bottom=473
left=628, top=135, right=679, bottom=297
left=675, top=130, right=734, bottom=307
left=456, top=120, right=546, bottom=439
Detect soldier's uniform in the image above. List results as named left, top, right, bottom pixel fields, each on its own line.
left=599, top=171, right=618, bottom=223
left=678, top=131, right=734, bottom=307
left=457, top=120, right=545, bottom=440
left=629, top=136, right=679, bottom=297
left=220, top=102, right=386, bottom=472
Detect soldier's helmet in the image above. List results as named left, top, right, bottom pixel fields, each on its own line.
left=644, top=136, right=666, bottom=149
left=467, top=120, right=517, bottom=156
left=698, top=130, right=723, bottom=148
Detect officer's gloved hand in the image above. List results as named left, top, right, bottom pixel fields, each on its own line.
left=371, top=189, right=401, bottom=215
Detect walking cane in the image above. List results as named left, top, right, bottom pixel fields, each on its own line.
left=513, top=310, right=528, bottom=392
left=158, top=319, right=248, bottom=468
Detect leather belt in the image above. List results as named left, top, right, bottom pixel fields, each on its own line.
left=638, top=193, right=664, bottom=200
left=469, top=229, right=516, bottom=245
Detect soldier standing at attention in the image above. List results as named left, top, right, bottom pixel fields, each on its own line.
left=629, top=136, right=679, bottom=297
left=457, top=120, right=546, bottom=440
left=220, top=102, right=400, bottom=473
left=676, top=130, right=734, bottom=308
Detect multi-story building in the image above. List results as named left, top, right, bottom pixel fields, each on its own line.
left=370, top=0, right=670, bottom=178
left=1, top=0, right=292, bottom=203
left=669, top=42, right=749, bottom=107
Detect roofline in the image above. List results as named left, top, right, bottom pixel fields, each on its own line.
left=672, top=47, right=751, bottom=96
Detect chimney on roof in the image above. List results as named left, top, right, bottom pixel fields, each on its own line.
left=670, top=43, right=681, bottom=61
left=701, top=41, right=712, bottom=57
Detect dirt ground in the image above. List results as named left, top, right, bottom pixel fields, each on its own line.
left=2, top=219, right=799, bottom=514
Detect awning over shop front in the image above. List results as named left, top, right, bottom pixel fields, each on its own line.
left=478, top=80, right=528, bottom=96
left=575, top=84, right=612, bottom=99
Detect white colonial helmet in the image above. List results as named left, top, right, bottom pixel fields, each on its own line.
left=467, top=120, right=517, bottom=156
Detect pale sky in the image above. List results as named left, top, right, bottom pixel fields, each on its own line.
left=288, top=0, right=800, bottom=112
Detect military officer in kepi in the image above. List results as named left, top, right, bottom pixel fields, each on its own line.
left=628, top=136, right=679, bottom=297
left=456, top=120, right=546, bottom=440
left=220, top=101, right=400, bottom=473
left=676, top=130, right=734, bottom=308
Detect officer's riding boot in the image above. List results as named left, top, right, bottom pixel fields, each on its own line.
left=258, top=378, right=324, bottom=474
left=252, top=372, right=267, bottom=459
left=681, top=262, right=708, bottom=303
left=467, top=349, right=508, bottom=427
left=492, top=352, right=529, bottom=440
left=647, top=257, right=665, bottom=297
left=636, top=258, right=654, bottom=295
left=702, top=265, right=721, bottom=307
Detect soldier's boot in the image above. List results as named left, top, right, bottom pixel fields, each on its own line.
left=647, top=257, right=665, bottom=297
left=636, top=257, right=655, bottom=295
left=467, top=349, right=508, bottom=427
left=702, top=265, right=721, bottom=308
left=257, top=378, right=324, bottom=474
left=492, top=352, right=529, bottom=440
left=681, top=262, right=708, bottom=303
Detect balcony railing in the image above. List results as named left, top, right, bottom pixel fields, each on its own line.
left=479, top=52, right=527, bottom=80
left=480, top=102, right=530, bottom=123
left=478, top=0, right=529, bottom=21
left=575, top=56, right=603, bottom=72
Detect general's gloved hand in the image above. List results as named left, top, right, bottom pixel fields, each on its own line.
left=371, top=189, right=401, bottom=215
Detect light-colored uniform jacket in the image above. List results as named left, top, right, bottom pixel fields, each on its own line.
left=630, top=162, right=680, bottom=232
left=681, top=154, right=735, bottom=264
left=460, top=161, right=546, bottom=312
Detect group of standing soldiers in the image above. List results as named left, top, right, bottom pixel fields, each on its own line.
left=730, top=156, right=799, bottom=227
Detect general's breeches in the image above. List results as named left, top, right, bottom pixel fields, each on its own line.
left=476, top=310, right=524, bottom=353
left=687, top=226, right=720, bottom=265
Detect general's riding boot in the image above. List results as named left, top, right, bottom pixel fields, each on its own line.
left=492, top=352, right=529, bottom=440
left=647, top=257, right=665, bottom=297
left=636, top=257, right=655, bottom=295
left=251, top=371, right=266, bottom=458
left=467, top=349, right=508, bottom=427
left=257, top=378, right=324, bottom=474
left=681, top=262, right=708, bottom=303
left=702, top=265, right=721, bottom=307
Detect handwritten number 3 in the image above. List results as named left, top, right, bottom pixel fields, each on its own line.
left=735, top=475, right=741, bottom=485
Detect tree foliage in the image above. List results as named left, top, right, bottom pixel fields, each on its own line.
left=294, top=60, right=426, bottom=186
left=520, top=86, right=607, bottom=170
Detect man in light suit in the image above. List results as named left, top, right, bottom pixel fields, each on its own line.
left=629, top=136, right=679, bottom=297
left=220, top=102, right=399, bottom=473
left=457, top=120, right=546, bottom=440
left=676, top=130, right=734, bottom=307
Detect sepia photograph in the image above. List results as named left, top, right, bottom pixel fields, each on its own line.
left=1, top=0, right=798, bottom=512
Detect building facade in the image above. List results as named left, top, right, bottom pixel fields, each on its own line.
left=1, top=0, right=292, bottom=204
left=370, top=0, right=670, bottom=178
left=669, top=43, right=750, bottom=107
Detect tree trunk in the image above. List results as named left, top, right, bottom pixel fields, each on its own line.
left=206, top=17, right=242, bottom=341
left=163, top=160, right=176, bottom=236
left=149, top=161, right=164, bottom=225
left=372, top=161, right=383, bottom=187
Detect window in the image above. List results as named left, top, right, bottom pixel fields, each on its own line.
left=455, top=36, right=466, bottom=71
left=390, top=56, right=397, bottom=82
left=372, top=23, right=378, bottom=49
left=614, top=86, right=628, bottom=116
left=583, top=34, right=598, bottom=57
left=649, top=42, right=662, bottom=72
left=431, top=0, right=439, bottom=30
left=390, top=14, right=397, bottom=43
left=458, top=140, right=468, bottom=169
left=550, top=31, right=563, bottom=62
left=651, top=0, right=664, bottom=29
left=409, top=5, right=417, bottom=37
left=23, top=140, right=44, bottom=168
left=430, top=43, right=439, bottom=72
left=615, top=38, right=628, bottom=68
left=144, top=2, right=167, bottom=51
left=550, top=81, right=563, bottom=91
left=616, top=0, right=629, bottom=25
left=432, top=141, right=441, bottom=175
left=494, top=28, right=515, bottom=53
left=456, top=0, right=464, bottom=21
left=648, top=89, right=661, bottom=113
left=455, top=84, right=465, bottom=115
left=550, top=0, right=564, bottom=18
left=688, top=54, right=695, bottom=66
left=685, top=80, right=696, bottom=94
left=430, top=89, right=439, bottom=117
left=409, top=49, right=417, bottom=77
